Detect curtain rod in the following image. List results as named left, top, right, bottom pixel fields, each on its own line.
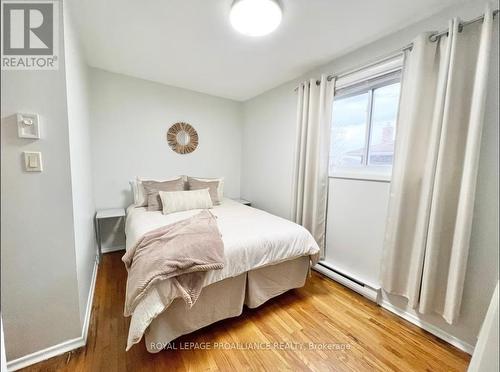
left=295, top=8, right=498, bottom=91
left=429, top=8, right=499, bottom=41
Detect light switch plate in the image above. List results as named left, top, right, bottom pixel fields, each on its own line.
left=17, top=113, right=40, bottom=139
left=23, top=151, right=43, bottom=172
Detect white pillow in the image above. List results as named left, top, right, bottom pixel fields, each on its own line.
left=188, top=176, right=224, bottom=202
left=159, top=189, right=213, bottom=214
left=130, top=179, right=139, bottom=205
left=132, top=176, right=186, bottom=206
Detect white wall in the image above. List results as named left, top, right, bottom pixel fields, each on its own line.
left=468, top=282, right=499, bottom=372
left=242, top=0, right=499, bottom=349
left=89, top=68, right=243, bottom=210
left=64, top=1, right=97, bottom=326
left=0, top=1, right=97, bottom=363
left=0, top=7, right=82, bottom=361
left=325, top=179, right=390, bottom=288
left=242, top=86, right=297, bottom=218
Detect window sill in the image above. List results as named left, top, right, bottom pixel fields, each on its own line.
left=329, top=169, right=391, bottom=182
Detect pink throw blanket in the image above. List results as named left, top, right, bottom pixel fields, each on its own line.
left=122, top=210, right=224, bottom=317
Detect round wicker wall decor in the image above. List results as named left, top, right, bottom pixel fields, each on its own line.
left=166, top=122, right=198, bottom=154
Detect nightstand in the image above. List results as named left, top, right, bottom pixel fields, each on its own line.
left=95, top=208, right=126, bottom=261
left=233, top=198, right=251, bottom=207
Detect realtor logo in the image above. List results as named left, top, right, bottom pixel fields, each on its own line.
left=1, top=0, right=59, bottom=70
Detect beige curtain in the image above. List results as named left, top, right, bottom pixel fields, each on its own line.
left=292, top=74, right=335, bottom=257
left=381, top=6, right=494, bottom=323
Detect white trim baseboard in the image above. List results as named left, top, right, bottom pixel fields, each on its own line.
left=6, top=337, right=85, bottom=372
left=101, top=245, right=125, bottom=253
left=7, top=261, right=99, bottom=371
left=380, top=299, right=475, bottom=355
left=81, top=260, right=98, bottom=343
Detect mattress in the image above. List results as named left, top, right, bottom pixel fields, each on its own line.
left=125, top=198, right=320, bottom=289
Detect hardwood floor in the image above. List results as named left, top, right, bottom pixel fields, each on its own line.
left=21, top=252, right=470, bottom=371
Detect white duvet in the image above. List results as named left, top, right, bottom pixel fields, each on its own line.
left=124, top=198, right=319, bottom=349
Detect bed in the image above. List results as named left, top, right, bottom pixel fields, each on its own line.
left=125, top=198, right=320, bottom=352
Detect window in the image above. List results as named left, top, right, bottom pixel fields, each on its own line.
left=329, top=73, right=401, bottom=178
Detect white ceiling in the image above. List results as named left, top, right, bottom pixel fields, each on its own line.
left=69, top=0, right=462, bottom=101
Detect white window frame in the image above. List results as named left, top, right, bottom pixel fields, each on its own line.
left=330, top=70, right=402, bottom=182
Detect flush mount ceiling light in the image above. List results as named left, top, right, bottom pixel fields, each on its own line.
left=230, top=0, right=282, bottom=37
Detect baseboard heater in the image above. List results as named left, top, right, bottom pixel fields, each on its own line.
left=313, top=262, right=380, bottom=302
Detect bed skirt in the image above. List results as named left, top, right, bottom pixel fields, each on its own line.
left=144, top=255, right=310, bottom=353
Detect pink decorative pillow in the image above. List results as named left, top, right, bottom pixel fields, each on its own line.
left=142, top=179, right=185, bottom=211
